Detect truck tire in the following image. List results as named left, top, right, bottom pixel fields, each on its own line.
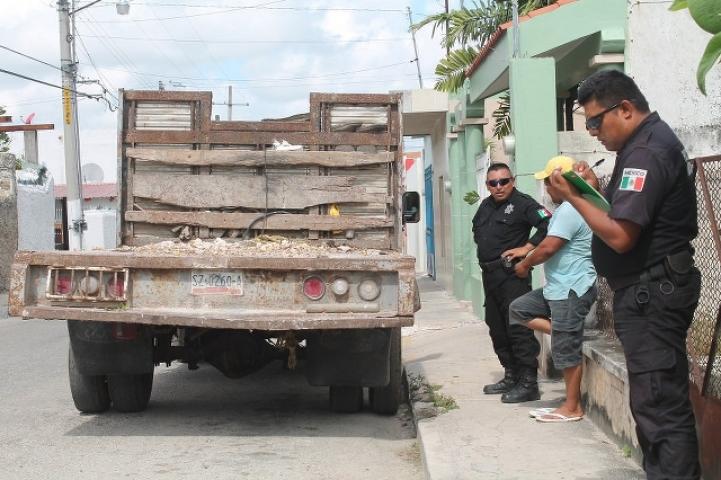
left=107, top=372, right=153, bottom=413
left=68, top=346, right=110, bottom=413
left=329, top=386, right=363, bottom=413
left=369, top=327, right=401, bottom=415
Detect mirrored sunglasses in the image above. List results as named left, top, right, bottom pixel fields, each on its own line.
left=585, top=103, right=620, bottom=130
left=487, top=177, right=513, bottom=188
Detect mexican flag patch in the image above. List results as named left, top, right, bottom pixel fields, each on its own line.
left=620, top=168, right=647, bottom=192
left=537, top=207, right=552, bottom=219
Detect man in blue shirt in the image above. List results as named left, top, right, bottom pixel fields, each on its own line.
left=506, top=156, right=597, bottom=422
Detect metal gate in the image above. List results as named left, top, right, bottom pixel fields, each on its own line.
left=424, top=165, right=435, bottom=279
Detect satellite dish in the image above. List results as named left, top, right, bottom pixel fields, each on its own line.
left=82, top=163, right=104, bottom=183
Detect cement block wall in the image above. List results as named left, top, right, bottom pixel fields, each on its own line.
left=0, top=153, right=18, bottom=292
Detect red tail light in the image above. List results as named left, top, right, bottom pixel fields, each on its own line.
left=303, top=276, right=325, bottom=300
left=56, top=273, right=72, bottom=295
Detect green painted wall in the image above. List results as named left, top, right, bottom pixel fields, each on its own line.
left=509, top=57, right=559, bottom=195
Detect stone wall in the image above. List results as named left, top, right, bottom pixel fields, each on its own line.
left=0, top=153, right=18, bottom=292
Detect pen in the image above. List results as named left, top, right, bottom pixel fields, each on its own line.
left=591, top=158, right=605, bottom=170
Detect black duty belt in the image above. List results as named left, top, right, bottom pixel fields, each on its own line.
left=605, top=250, right=694, bottom=292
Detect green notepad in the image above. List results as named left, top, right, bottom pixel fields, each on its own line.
left=562, top=171, right=610, bottom=212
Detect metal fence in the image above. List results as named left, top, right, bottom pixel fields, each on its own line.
left=689, top=155, right=721, bottom=398
left=592, top=158, right=721, bottom=401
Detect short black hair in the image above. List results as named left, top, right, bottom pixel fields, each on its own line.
left=487, top=162, right=513, bottom=176
left=578, top=70, right=650, bottom=113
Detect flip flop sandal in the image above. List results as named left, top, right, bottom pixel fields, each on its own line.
left=536, top=413, right=584, bottom=423
left=528, top=407, right=555, bottom=418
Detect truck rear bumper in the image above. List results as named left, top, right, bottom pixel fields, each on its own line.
left=23, top=305, right=413, bottom=330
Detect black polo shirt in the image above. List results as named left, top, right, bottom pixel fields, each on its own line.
left=592, top=112, right=697, bottom=278
left=471, top=188, right=550, bottom=264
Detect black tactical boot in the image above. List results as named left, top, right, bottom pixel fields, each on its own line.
left=501, top=368, right=540, bottom=403
left=483, top=368, right=518, bottom=394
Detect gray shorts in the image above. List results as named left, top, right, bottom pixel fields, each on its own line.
left=509, top=284, right=597, bottom=369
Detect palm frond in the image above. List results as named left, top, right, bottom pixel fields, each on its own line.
left=433, top=46, right=479, bottom=92
left=492, top=91, right=511, bottom=139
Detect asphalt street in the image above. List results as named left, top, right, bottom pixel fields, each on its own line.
left=0, top=316, right=421, bottom=480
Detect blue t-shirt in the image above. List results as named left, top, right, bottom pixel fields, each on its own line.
left=543, top=202, right=596, bottom=301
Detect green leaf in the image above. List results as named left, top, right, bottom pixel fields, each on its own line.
left=464, top=191, right=480, bottom=205
left=433, top=45, right=479, bottom=92
left=669, top=0, right=689, bottom=11
left=697, top=32, right=721, bottom=95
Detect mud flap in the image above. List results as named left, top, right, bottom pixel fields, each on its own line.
left=68, top=320, right=154, bottom=376
left=304, top=328, right=391, bottom=387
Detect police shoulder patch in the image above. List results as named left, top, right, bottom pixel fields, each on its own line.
left=536, top=207, right=551, bottom=219
left=619, top=168, right=647, bottom=192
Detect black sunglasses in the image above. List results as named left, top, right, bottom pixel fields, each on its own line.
left=487, top=177, right=513, bottom=188
left=585, top=103, right=620, bottom=130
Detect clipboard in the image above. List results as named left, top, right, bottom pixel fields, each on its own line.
left=562, top=170, right=610, bottom=212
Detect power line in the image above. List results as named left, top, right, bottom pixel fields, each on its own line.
left=103, top=1, right=405, bottom=11
left=0, top=44, right=62, bottom=72
left=76, top=60, right=418, bottom=83
left=0, top=67, right=100, bottom=100
left=87, top=0, right=290, bottom=22
left=76, top=33, right=409, bottom=44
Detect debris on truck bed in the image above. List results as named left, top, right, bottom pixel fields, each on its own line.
left=115, top=236, right=399, bottom=258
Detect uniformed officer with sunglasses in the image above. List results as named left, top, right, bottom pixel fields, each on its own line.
left=550, top=70, right=701, bottom=480
left=472, top=162, right=551, bottom=403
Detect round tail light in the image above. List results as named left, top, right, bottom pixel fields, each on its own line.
left=330, top=277, right=349, bottom=296
left=358, top=278, right=381, bottom=301
left=56, top=273, right=72, bottom=295
left=303, top=276, right=325, bottom=300
left=79, top=276, right=100, bottom=295
left=107, top=278, right=125, bottom=298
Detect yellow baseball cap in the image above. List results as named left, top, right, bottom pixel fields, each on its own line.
left=534, top=155, right=575, bottom=180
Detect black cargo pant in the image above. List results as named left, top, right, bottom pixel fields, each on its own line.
left=612, top=267, right=701, bottom=480
left=482, top=266, right=540, bottom=371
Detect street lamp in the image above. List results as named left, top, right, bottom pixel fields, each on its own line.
left=57, top=0, right=128, bottom=250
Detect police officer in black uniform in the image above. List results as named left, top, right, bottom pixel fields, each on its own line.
left=551, top=70, right=701, bottom=479
left=472, top=163, right=550, bottom=403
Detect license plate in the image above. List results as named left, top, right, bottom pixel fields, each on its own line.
left=190, top=271, right=243, bottom=295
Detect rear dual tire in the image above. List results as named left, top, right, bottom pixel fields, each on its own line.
left=68, top=346, right=153, bottom=414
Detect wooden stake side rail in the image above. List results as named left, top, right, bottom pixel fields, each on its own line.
left=126, top=148, right=394, bottom=167
left=125, top=211, right=393, bottom=231
left=124, top=130, right=398, bottom=146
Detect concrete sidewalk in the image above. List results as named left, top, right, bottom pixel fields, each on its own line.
left=403, top=277, right=645, bottom=480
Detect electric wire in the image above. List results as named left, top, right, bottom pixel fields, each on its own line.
left=76, top=34, right=410, bottom=44
left=75, top=60, right=418, bottom=83
left=0, top=67, right=102, bottom=100
left=0, top=44, right=62, bottom=72
left=90, top=0, right=289, bottom=22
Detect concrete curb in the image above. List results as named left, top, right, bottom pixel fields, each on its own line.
left=402, top=365, right=432, bottom=480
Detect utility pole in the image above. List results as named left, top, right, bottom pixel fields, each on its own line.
left=212, top=86, right=249, bottom=121
left=512, top=0, right=520, bottom=58
left=407, top=7, right=424, bottom=89
left=445, top=0, right=450, bottom=55
left=58, top=0, right=85, bottom=250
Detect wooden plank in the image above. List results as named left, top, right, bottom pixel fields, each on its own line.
left=310, top=92, right=400, bottom=105
left=124, top=130, right=398, bottom=146
left=211, top=121, right=311, bottom=133
left=123, top=90, right=212, bottom=102
left=0, top=123, right=54, bottom=132
left=125, top=210, right=392, bottom=230
left=23, top=306, right=413, bottom=331
left=132, top=173, right=388, bottom=209
left=126, top=148, right=394, bottom=167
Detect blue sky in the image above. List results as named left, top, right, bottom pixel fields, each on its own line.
left=1, top=0, right=460, bottom=183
